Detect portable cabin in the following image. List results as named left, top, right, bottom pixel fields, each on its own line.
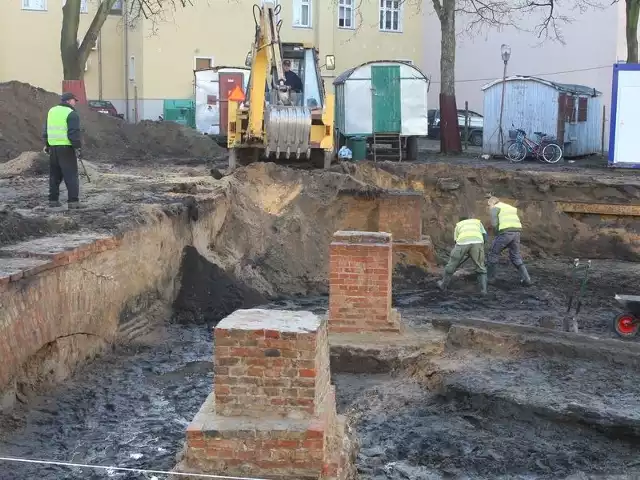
left=609, top=63, right=640, bottom=167
left=194, top=66, right=250, bottom=145
left=481, top=76, right=602, bottom=158
left=333, top=60, right=430, bottom=161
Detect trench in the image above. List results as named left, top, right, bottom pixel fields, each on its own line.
left=2, top=162, right=640, bottom=479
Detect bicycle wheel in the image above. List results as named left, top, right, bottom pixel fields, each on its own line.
left=506, top=141, right=527, bottom=162
left=542, top=143, right=563, bottom=164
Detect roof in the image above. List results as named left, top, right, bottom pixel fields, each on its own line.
left=333, top=60, right=430, bottom=85
left=481, top=75, right=601, bottom=96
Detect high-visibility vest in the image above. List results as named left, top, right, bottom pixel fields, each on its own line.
left=495, top=202, right=522, bottom=231
left=454, top=218, right=484, bottom=244
left=46, top=105, right=73, bottom=146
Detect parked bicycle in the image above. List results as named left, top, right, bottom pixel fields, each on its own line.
left=506, top=126, right=563, bottom=164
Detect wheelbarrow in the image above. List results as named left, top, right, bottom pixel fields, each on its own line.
left=612, top=294, right=640, bottom=338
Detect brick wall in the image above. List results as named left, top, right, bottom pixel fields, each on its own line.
left=180, top=308, right=352, bottom=479
left=0, top=220, right=190, bottom=406
left=329, top=231, right=401, bottom=333
left=378, top=192, right=423, bottom=242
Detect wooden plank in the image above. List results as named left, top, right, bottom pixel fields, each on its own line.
left=556, top=202, right=640, bottom=216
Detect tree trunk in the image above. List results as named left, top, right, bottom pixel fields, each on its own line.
left=60, top=0, right=117, bottom=102
left=437, top=0, right=462, bottom=153
left=627, top=0, right=640, bottom=63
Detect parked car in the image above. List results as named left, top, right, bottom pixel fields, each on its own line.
left=428, top=108, right=484, bottom=146
left=88, top=100, right=124, bottom=119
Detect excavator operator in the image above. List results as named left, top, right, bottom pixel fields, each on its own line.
left=283, top=60, right=303, bottom=105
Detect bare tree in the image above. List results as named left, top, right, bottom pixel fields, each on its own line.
left=61, top=0, right=193, bottom=81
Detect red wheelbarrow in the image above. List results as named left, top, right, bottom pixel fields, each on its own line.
left=613, top=294, right=640, bottom=338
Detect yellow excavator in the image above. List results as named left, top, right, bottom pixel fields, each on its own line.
left=226, top=2, right=336, bottom=171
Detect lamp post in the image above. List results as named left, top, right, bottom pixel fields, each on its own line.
left=498, top=44, right=511, bottom=154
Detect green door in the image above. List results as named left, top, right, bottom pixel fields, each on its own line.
left=371, top=65, right=401, bottom=134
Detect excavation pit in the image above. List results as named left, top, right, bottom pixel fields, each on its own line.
left=2, top=154, right=640, bottom=478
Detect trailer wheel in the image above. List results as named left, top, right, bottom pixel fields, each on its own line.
left=471, top=131, right=483, bottom=147
left=406, top=136, right=418, bottom=161
left=613, top=312, right=640, bottom=338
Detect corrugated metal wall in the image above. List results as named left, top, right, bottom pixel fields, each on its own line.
left=482, top=79, right=558, bottom=156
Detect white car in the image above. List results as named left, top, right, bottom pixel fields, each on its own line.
left=428, top=108, right=484, bottom=146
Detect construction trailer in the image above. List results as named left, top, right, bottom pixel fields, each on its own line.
left=194, top=67, right=250, bottom=146
left=609, top=63, right=640, bottom=168
left=333, top=60, right=430, bottom=162
left=481, top=76, right=603, bottom=158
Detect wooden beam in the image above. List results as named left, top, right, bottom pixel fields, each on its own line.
left=556, top=202, right=640, bottom=217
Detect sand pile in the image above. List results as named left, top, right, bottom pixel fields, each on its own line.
left=0, top=81, right=224, bottom=162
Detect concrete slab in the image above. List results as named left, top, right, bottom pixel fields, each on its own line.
left=216, top=308, right=321, bottom=333
left=0, top=233, right=112, bottom=259
left=0, top=256, right=53, bottom=283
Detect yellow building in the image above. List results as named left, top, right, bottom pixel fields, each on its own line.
left=2, top=0, right=425, bottom=121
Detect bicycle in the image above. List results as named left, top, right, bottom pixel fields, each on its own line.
left=505, top=127, right=563, bottom=164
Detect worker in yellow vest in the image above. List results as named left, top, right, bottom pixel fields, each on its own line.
left=42, top=92, right=82, bottom=209
left=437, top=215, right=488, bottom=295
left=487, top=196, right=532, bottom=286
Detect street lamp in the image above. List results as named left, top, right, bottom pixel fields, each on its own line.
left=498, top=43, right=511, bottom=155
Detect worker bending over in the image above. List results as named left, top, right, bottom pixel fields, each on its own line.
left=437, top=215, right=488, bottom=295
left=487, top=196, right=532, bottom=286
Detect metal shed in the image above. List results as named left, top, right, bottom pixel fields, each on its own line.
left=481, top=76, right=603, bottom=157
left=333, top=60, right=430, bottom=161
left=194, top=66, right=250, bottom=145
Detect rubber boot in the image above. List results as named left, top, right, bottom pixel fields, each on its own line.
left=518, top=264, right=532, bottom=286
left=437, top=273, right=452, bottom=291
left=486, top=263, right=496, bottom=282
left=478, top=274, right=488, bottom=295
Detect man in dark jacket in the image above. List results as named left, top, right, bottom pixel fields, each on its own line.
left=43, top=92, right=82, bottom=209
left=282, top=59, right=303, bottom=106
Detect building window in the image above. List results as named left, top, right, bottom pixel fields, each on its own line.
left=564, top=96, right=576, bottom=123
left=577, top=97, right=588, bottom=122
left=22, top=0, right=47, bottom=11
left=379, top=0, right=402, bottom=32
left=195, top=57, right=213, bottom=71
left=110, top=0, right=123, bottom=15
left=293, top=0, right=312, bottom=28
left=338, top=0, right=354, bottom=28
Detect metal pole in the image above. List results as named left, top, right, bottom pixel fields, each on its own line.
left=464, top=101, right=469, bottom=151
left=498, top=60, right=508, bottom=155
left=601, top=104, right=606, bottom=155
left=98, top=30, right=103, bottom=100
left=123, top=0, right=130, bottom=122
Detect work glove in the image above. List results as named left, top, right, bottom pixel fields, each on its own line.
left=43, top=145, right=50, bottom=155
left=75, top=148, right=83, bottom=159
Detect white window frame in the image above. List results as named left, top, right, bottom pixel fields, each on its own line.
left=110, top=0, right=123, bottom=15
left=22, top=0, right=47, bottom=11
left=63, top=0, right=88, bottom=13
left=338, top=0, right=355, bottom=29
left=379, top=0, right=403, bottom=33
left=293, top=0, right=312, bottom=28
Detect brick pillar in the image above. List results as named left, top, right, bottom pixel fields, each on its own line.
left=378, top=192, right=423, bottom=242
left=329, top=231, right=401, bottom=333
left=181, top=309, right=349, bottom=479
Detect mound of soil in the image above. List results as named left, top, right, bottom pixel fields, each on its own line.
left=0, top=81, right=224, bottom=162
left=173, top=246, right=267, bottom=324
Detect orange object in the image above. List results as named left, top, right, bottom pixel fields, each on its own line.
left=227, top=84, right=245, bottom=102
left=61, top=80, right=87, bottom=105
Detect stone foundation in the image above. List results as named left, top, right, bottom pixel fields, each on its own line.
left=328, top=231, right=401, bottom=334
left=177, top=309, right=355, bottom=479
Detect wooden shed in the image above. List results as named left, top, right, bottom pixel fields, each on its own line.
left=333, top=60, right=430, bottom=161
left=194, top=66, right=250, bottom=145
left=481, top=76, right=602, bottom=157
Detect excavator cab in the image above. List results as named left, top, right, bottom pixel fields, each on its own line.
left=227, top=2, right=335, bottom=171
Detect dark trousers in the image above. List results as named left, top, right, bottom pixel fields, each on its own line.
left=49, top=146, right=79, bottom=203
left=488, top=231, right=524, bottom=267
left=445, top=243, right=487, bottom=275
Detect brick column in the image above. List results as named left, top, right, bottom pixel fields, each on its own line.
left=180, top=309, right=350, bottom=479
left=329, top=231, right=401, bottom=333
left=378, top=192, right=423, bottom=242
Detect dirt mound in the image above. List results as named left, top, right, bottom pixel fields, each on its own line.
left=0, top=151, right=49, bottom=178
left=0, top=81, right=224, bottom=162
